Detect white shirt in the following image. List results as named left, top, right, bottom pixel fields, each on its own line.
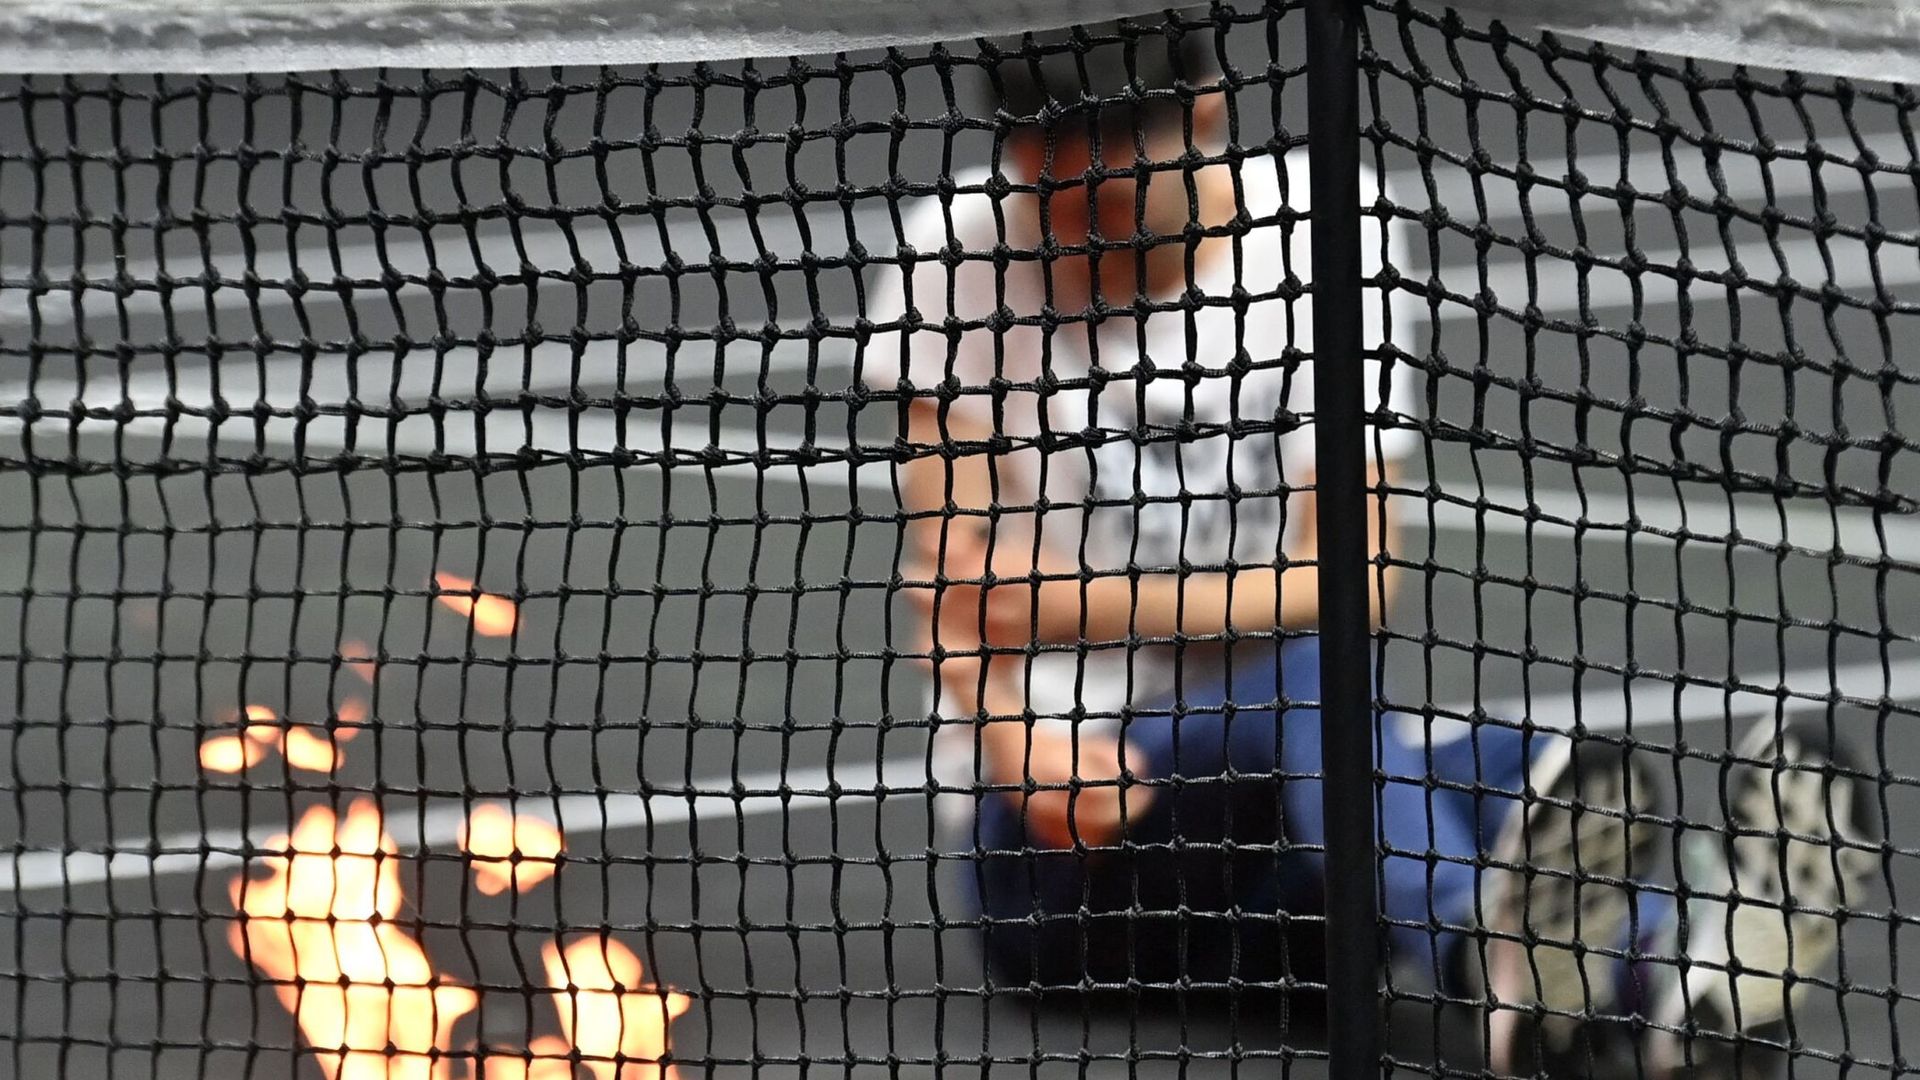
left=861, top=154, right=1414, bottom=719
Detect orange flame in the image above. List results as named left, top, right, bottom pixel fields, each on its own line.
left=434, top=573, right=519, bottom=637
left=199, top=705, right=342, bottom=774
left=340, top=640, right=380, bottom=685
left=242, top=703, right=284, bottom=747
left=229, top=801, right=478, bottom=1080
left=282, top=726, right=343, bottom=772
left=479, top=1036, right=575, bottom=1080
left=205, top=636, right=686, bottom=1079
left=199, top=734, right=266, bottom=773
left=336, top=642, right=375, bottom=743
left=335, top=697, right=368, bottom=739
left=460, top=804, right=565, bottom=896
left=542, top=937, right=689, bottom=1080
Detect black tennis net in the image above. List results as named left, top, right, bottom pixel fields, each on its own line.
left=0, top=2, right=1912, bottom=1078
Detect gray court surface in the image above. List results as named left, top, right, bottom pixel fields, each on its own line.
left=3, top=9, right=1920, bottom=1079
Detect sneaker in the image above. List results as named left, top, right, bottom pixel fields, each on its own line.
left=1480, top=733, right=1664, bottom=1076
left=1644, top=716, right=1881, bottom=1077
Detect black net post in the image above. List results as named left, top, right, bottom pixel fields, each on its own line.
left=1306, top=0, right=1383, bottom=1075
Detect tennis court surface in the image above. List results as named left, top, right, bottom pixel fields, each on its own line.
left=4, top=1, right=1920, bottom=1077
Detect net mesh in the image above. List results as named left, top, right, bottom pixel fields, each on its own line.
left=0, top=2, right=1913, bottom=1078
left=1364, top=8, right=1916, bottom=1075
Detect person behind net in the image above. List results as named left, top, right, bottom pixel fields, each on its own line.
left=860, top=27, right=1878, bottom=1076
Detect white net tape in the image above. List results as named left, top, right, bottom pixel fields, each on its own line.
left=0, top=0, right=1155, bottom=73
left=1, top=0, right=1917, bottom=76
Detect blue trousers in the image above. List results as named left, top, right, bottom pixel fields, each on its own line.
left=966, top=635, right=1539, bottom=988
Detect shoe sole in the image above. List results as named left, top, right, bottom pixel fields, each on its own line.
left=1664, top=717, right=1881, bottom=1045
left=1482, top=733, right=1662, bottom=1073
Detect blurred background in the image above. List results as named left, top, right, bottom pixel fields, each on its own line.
left=2, top=5, right=1917, bottom=1077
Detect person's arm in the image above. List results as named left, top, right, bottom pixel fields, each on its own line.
left=898, top=398, right=994, bottom=573
left=896, top=396, right=1026, bottom=769
left=1138, top=463, right=1400, bottom=637
left=898, top=396, right=1149, bottom=847
left=904, top=453, right=1401, bottom=850
left=960, top=463, right=1401, bottom=647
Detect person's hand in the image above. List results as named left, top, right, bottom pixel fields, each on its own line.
left=972, top=570, right=1148, bottom=647
left=1003, top=723, right=1155, bottom=850
left=902, top=519, right=1148, bottom=648
left=897, top=520, right=1160, bottom=850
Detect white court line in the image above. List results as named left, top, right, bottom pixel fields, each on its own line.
left=0, top=407, right=903, bottom=496
left=4, top=228, right=1911, bottom=515
left=0, top=757, right=934, bottom=895
left=5, top=128, right=1909, bottom=322
left=2, top=381, right=1913, bottom=555
left=1426, top=233, right=1920, bottom=317
left=1402, top=130, right=1915, bottom=223
left=7, top=655, right=1912, bottom=894
left=1403, top=655, right=1920, bottom=746
left=3, top=377, right=1909, bottom=558
left=8, top=229, right=1910, bottom=332
left=1413, top=484, right=1920, bottom=561
left=7, top=227, right=1918, bottom=558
